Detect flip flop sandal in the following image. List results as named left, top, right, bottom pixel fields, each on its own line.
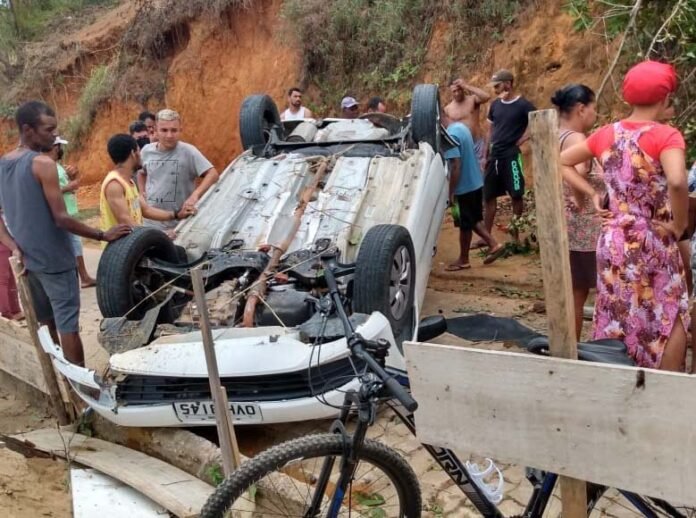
left=483, top=245, right=506, bottom=265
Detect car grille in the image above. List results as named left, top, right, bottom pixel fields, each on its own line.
left=115, top=356, right=365, bottom=405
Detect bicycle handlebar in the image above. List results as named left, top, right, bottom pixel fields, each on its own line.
left=323, top=258, right=418, bottom=412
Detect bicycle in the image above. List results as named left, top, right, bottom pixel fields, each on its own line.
left=201, top=256, right=696, bottom=517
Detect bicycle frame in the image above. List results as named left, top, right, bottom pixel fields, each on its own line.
left=389, top=399, right=685, bottom=518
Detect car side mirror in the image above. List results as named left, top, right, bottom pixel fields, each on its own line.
left=416, top=315, right=447, bottom=342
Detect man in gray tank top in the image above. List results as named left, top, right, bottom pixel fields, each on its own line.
left=0, top=101, right=131, bottom=365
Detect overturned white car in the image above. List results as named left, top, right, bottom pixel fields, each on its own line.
left=42, top=85, right=450, bottom=427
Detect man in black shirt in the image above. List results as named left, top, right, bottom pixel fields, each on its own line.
left=483, top=69, right=536, bottom=241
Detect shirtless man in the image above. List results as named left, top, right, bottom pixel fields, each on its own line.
left=442, top=78, right=491, bottom=169
left=280, top=87, right=314, bottom=121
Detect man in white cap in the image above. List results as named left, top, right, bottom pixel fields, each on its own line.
left=341, top=96, right=360, bottom=119
left=43, top=136, right=96, bottom=288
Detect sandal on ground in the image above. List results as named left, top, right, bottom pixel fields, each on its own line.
left=445, top=263, right=472, bottom=271
left=483, top=245, right=506, bottom=265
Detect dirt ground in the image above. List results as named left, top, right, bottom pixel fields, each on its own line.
left=0, top=205, right=548, bottom=516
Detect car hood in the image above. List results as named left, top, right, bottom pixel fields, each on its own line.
left=173, top=147, right=436, bottom=262
left=108, top=312, right=405, bottom=378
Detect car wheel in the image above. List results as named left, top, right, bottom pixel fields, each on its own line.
left=97, top=227, right=181, bottom=321
left=353, top=224, right=416, bottom=342
left=239, top=94, right=283, bottom=151
left=410, top=83, right=440, bottom=154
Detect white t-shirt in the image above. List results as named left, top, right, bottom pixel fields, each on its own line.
left=282, top=107, right=306, bottom=121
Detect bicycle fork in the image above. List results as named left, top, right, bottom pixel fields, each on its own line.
left=305, top=392, right=371, bottom=518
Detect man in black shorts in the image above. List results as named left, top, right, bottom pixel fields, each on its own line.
left=484, top=69, right=536, bottom=241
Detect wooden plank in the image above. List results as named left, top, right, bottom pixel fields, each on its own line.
left=13, top=429, right=214, bottom=518
left=529, top=108, right=586, bottom=513
left=0, top=324, right=48, bottom=393
left=9, top=258, right=70, bottom=424
left=191, top=268, right=240, bottom=475
left=404, top=342, right=696, bottom=505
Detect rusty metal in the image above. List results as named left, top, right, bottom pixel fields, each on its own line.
left=242, top=159, right=331, bottom=327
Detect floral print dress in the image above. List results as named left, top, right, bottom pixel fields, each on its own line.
left=592, top=123, right=689, bottom=368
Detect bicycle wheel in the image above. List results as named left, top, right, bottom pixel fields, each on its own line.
left=200, top=433, right=422, bottom=518
left=589, top=487, right=696, bottom=517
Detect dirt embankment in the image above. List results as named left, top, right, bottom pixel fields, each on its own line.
left=66, top=0, right=296, bottom=188
left=1, top=0, right=611, bottom=199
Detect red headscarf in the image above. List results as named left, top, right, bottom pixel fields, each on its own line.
left=622, top=60, right=678, bottom=105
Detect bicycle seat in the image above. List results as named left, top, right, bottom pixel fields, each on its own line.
left=526, top=336, right=635, bottom=366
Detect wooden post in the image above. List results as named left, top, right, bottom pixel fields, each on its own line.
left=190, top=268, right=240, bottom=475
left=529, top=109, right=587, bottom=517
left=9, top=257, right=71, bottom=425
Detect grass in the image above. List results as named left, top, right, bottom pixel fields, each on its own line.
left=0, top=0, right=115, bottom=41
left=282, top=0, right=528, bottom=113
left=63, top=63, right=115, bottom=146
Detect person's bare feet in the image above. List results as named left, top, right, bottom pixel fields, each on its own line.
left=472, top=239, right=487, bottom=249
left=81, top=277, right=97, bottom=288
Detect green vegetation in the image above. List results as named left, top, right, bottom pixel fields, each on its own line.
left=0, top=0, right=114, bottom=41
left=205, top=462, right=225, bottom=486
left=565, top=0, right=696, bottom=162
left=282, top=0, right=527, bottom=112
left=63, top=64, right=115, bottom=144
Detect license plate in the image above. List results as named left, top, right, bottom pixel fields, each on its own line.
left=173, top=400, right=263, bottom=423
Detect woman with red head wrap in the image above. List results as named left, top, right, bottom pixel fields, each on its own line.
left=560, top=60, right=688, bottom=371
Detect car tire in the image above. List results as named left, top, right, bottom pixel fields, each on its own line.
left=97, top=227, right=181, bottom=321
left=353, top=224, right=416, bottom=343
left=410, top=83, right=440, bottom=154
left=239, top=94, right=283, bottom=151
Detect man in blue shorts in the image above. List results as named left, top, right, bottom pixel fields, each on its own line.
left=444, top=122, right=505, bottom=270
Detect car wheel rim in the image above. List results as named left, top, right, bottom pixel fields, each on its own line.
left=389, top=245, right=412, bottom=320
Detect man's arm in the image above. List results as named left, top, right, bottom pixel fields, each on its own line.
left=140, top=194, right=195, bottom=221
left=448, top=157, right=461, bottom=202
left=104, top=180, right=139, bottom=226
left=304, top=107, right=314, bottom=118
left=33, top=156, right=131, bottom=241
left=184, top=167, right=219, bottom=209
left=61, top=179, right=79, bottom=193
left=460, top=81, right=491, bottom=104
left=137, top=169, right=147, bottom=197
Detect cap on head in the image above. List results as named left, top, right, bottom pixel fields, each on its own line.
left=341, top=97, right=359, bottom=109
left=53, top=136, right=68, bottom=146
left=490, top=69, right=514, bottom=85
left=622, top=60, right=677, bottom=106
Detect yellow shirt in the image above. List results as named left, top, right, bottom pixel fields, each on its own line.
left=100, top=171, right=143, bottom=240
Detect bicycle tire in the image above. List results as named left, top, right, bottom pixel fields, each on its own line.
left=589, top=486, right=696, bottom=517
left=200, top=433, right=422, bottom=518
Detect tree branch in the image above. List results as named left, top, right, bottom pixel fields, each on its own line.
left=596, top=0, right=643, bottom=102
left=647, top=0, right=685, bottom=58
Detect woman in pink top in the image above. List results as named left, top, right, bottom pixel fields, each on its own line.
left=561, top=61, right=688, bottom=371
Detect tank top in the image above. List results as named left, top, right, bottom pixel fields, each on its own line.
left=559, top=130, right=604, bottom=251
left=100, top=171, right=143, bottom=237
left=0, top=150, right=75, bottom=273
left=282, top=107, right=306, bottom=121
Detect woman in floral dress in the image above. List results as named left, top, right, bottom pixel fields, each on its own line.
left=560, top=61, right=689, bottom=371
